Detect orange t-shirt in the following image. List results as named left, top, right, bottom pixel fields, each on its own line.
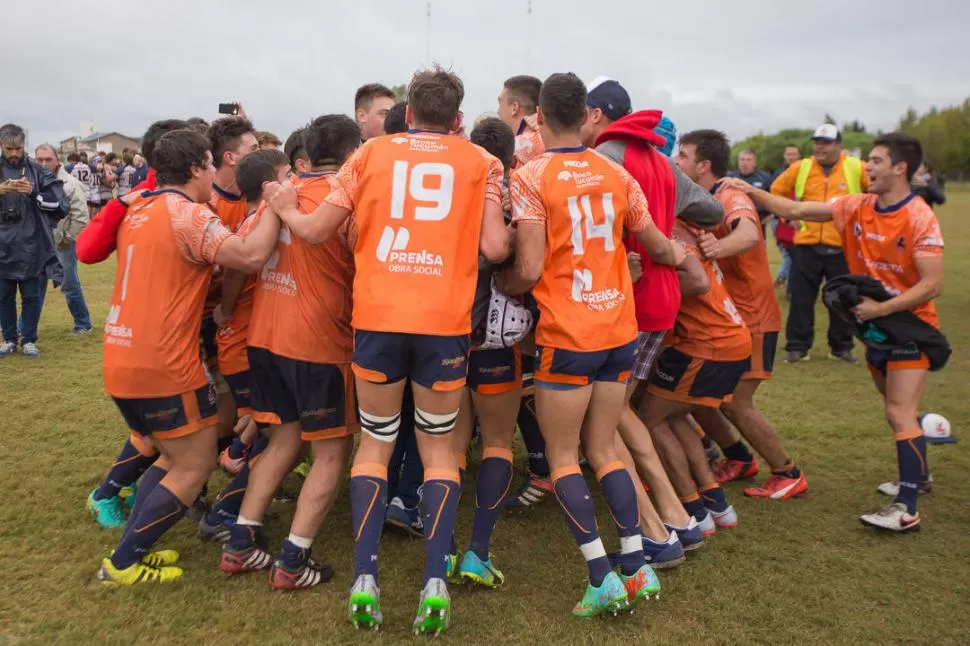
left=713, top=183, right=782, bottom=334
left=326, top=131, right=503, bottom=336
left=216, top=207, right=261, bottom=377
left=512, top=115, right=545, bottom=170
left=103, top=189, right=232, bottom=398
left=248, top=173, right=355, bottom=364
left=831, top=193, right=944, bottom=328
left=204, top=184, right=249, bottom=318
left=667, top=221, right=752, bottom=361
left=511, top=147, right=651, bottom=352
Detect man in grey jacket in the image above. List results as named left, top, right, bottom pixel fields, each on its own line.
left=34, top=144, right=92, bottom=334
left=0, top=124, right=69, bottom=358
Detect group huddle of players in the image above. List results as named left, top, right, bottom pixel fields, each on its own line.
left=79, top=68, right=945, bottom=636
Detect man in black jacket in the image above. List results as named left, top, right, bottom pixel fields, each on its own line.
left=722, top=132, right=944, bottom=534
left=0, top=124, right=69, bottom=358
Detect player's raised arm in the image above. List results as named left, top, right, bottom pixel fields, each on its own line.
left=676, top=253, right=710, bottom=298
left=624, top=175, right=686, bottom=267
left=268, top=180, right=350, bottom=244
left=719, top=177, right=833, bottom=222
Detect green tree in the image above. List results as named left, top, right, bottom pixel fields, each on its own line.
left=391, top=84, right=407, bottom=101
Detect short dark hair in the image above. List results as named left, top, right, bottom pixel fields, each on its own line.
left=872, top=132, right=923, bottom=182
left=470, top=118, right=515, bottom=172
left=67, top=152, right=80, bottom=163
left=538, top=73, right=587, bottom=135
left=384, top=102, right=408, bottom=135
left=207, top=117, right=256, bottom=169
left=122, top=150, right=135, bottom=165
left=305, top=115, right=362, bottom=167
left=679, top=129, right=731, bottom=178
left=503, top=75, right=542, bottom=115
left=235, top=148, right=289, bottom=203
left=255, top=131, right=282, bottom=147
left=79, top=152, right=89, bottom=162
left=153, top=129, right=211, bottom=188
left=105, top=152, right=119, bottom=163
left=355, top=83, right=396, bottom=111
left=186, top=117, right=209, bottom=128
left=784, top=143, right=800, bottom=150
left=283, top=127, right=309, bottom=166
left=142, top=119, right=190, bottom=167
left=739, top=149, right=757, bottom=159
left=407, top=66, right=464, bottom=130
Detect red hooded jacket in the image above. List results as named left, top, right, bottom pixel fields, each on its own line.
left=595, top=111, right=679, bottom=332
left=77, top=168, right=156, bottom=264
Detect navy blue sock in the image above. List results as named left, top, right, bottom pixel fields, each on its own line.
left=722, top=441, right=754, bottom=462
left=110, top=484, right=186, bottom=569
left=681, top=493, right=707, bottom=521
left=227, top=436, right=250, bottom=460
left=132, top=464, right=167, bottom=512
left=553, top=466, right=611, bottom=587
left=518, top=395, right=550, bottom=478
left=227, top=520, right=263, bottom=550
left=207, top=464, right=251, bottom=525
left=278, top=538, right=311, bottom=569
left=95, top=437, right=157, bottom=500
left=598, top=463, right=644, bottom=576
left=469, top=448, right=513, bottom=561
left=351, top=464, right=388, bottom=582
left=700, top=484, right=729, bottom=513
left=422, top=471, right=460, bottom=584
left=895, top=430, right=926, bottom=514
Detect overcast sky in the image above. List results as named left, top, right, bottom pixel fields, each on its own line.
left=7, top=0, right=968, bottom=151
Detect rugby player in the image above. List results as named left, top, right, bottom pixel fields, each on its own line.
left=270, top=67, right=510, bottom=634
left=96, top=129, right=281, bottom=586
left=498, top=73, right=685, bottom=617
left=355, top=83, right=397, bottom=141
left=497, top=75, right=544, bottom=170
left=724, top=132, right=944, bottom=531
left=676, top=129, right=808, bottom=500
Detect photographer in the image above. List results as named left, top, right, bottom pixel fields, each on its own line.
left=0, top=124, right=69, bottom=358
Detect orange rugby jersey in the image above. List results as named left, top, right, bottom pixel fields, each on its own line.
left=832, top=193, right=944, bottom=328
left=511, top=146, right=651, bottom=352
left=512, top=115, right=545, bottom=170
left=248, top=173, right=355, bottom=364
left=325, top=130, right=503, bottom=336
left=667, top=221, right=752, bottom=361
left=103, top=189, right=232, bottom=398
left=204, top=184, right=249, bottom=318
left=216, top=206, right=262, bottom=377
left=713, top=183, right=781, bottom=334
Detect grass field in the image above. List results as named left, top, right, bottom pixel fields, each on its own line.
left=1, top=188, right=968, bottom=646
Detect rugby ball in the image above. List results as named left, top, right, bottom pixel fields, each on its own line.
left=920, top=413, right=956, bottom=444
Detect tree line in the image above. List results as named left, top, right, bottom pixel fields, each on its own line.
left=730, top=99, right=970, bottom=180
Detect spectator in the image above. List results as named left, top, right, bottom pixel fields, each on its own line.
left=0, top=124, right=69, bottom=358
left=32, top=144, right=92, bottom=335
left=729, top=149, right=774, bottom=230
left=912, top=162, right=946, bottom=207
left=770, top=124, right=866, bottom=364
left=255, top=131, right=282, bottom=150
left=131, top=153, right=148, bottom=186
left=773, top=143, right=802, bottom=179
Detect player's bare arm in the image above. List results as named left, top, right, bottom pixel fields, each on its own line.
left=213, top=205, right=281, bottom=273
left=268, top=180, right=350, bottom=244
left=632, top=224, right=686, bottom=267
left=480, top=198, right=512, bottom=263
left=720, top=177, right=833, bottom=222
left=676, top=254, right=710, bottom=298
left=216, top=268, right=248, bottom=326
left=498, top=220, right=544, bottom=295
left=697, top=217, right=759, bottom=260
left=853, top=254, right=944, bottom=321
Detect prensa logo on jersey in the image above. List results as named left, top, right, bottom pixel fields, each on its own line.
left=260, top=242, right=298, bottom=296
left=376, top=226, right=444, bottom=276
left=571, top=268, right=625, bottom=312
left=103, top=304, right=133, bottom=347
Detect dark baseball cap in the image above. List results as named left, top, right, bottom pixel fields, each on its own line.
left=586, top=76, right=632, bottom=121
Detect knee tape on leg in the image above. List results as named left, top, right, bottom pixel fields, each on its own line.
left=359, top=409, right=401, bottom=443
left=415, top=407, right=459, bottom=436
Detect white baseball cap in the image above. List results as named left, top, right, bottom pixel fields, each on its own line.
left=812, top=124, right=842, bottom=142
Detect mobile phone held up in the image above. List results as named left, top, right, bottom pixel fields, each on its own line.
left=218, top=102, right=240, bottom=116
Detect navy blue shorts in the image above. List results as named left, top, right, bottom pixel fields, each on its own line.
left=647, top=347, right=750, bottom=408
left=247, top=347, right=358, bottom=441
left=534, top=340, right=638, bottom=390
left=468, top=345, right=522, bottom=395
left=866, top=342, right=930, bottom=378
left=223, top=370, right=253, bottom=415
left=113, top=383, right=218, bottom=440
left=352, top=330, right=469, bottom=392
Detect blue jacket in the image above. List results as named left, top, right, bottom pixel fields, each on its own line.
left=0, top=156, right=69, bottom=283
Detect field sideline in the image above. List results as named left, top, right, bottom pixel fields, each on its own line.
left=1, top=188, right=968, bottom=645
